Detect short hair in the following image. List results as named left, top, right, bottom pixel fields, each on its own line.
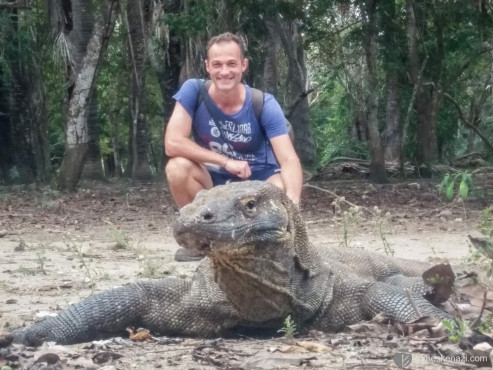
left=206, top=32, right=247, bottom=59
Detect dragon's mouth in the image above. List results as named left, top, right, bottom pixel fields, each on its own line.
left=198, top=240, right=212, bottom=253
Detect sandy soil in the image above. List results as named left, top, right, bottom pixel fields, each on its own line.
left=0, top=179, right=491, bottom=369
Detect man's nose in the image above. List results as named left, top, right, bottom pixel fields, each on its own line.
left=220, top=65, right=229, bottom=74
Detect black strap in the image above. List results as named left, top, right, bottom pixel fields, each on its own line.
left=250, top=87, right=264, bottom=123
left=197, top=79, right=222, bottom=124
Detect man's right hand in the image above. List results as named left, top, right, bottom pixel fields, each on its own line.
left=224, top=159, right=251, bottom=179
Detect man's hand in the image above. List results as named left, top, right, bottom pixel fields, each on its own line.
left=224, top=159, right=251, bottom=179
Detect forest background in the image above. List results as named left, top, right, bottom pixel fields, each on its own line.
left=0, top=0, right=492, bottom=191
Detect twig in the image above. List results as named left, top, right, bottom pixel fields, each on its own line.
left=404, top=288, right=422, bottom=318
left=302, top=184, right=375, bottom=216
left=408, top=335, right=448, bottom=342
left=470, top=289, right=488, bottom=330
left=328, top=157, right=370, bottom=164
left=444, top=92, right=493, bottom=152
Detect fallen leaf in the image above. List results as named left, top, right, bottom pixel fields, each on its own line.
left=295, top=341, right=333, bottom=353
left=126, top=327, right=152, bottom=341
left=422, top=263, right=455, bottom=304
left=277, top=345, right=307, bottom=354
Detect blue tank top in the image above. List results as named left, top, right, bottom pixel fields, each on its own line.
left=173, top=79, right=288, bottom=173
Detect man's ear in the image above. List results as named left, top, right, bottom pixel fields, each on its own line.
left=205, top=59, right=210, bottom=74
left=241, top=58, right=248, bottom=72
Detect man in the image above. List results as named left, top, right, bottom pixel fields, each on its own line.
left=164, top=32, right=302, bottom=209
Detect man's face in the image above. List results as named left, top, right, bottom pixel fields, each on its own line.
left=205, top=41, right=248, bottom=92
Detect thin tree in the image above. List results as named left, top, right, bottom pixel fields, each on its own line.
left=57, top=0, right=117, bottom=191
left=360, top=0, right=386, bottom=182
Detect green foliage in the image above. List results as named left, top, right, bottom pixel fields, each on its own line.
left=332, top=199, right=364, bottom=249
left=311, top=85, right=368, bottom=168
left=109, top=228, right=132, bottom=250
left=8, top=167, right=20, bottom=181
left=162, top=1, right=215, bottom=38
left=442, top=318, right=468, bottom=342
left=477, top=313, right=493, bottom=334
left=278, top=315, right=297, bottom=339
left=64, top=237, right=104, bottom=287
left=35, top=252, right=47, bottom=275
left=374, top=207, right=394, bottom=256
left=438, top=172, right=475, bottom=199
left=471, top=207, right=493, bottom=277
left=479, top=207, right=493, bottom=240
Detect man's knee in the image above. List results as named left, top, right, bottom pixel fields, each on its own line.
left=166, top=157, right=195, bottom=183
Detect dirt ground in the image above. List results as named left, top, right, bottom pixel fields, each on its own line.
left=0, top=178, right=491, bottom=369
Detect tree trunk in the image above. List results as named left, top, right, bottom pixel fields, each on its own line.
left=350, top=106, right=368, bottom=142
left=0, top=65, right=11, bottom=182
left=381, top=0, right=403, bottom=163
left=28, top=57, right=51, bottom=183
left=58, top=0, right=116, bottom=191
left=81, top=90, right=106, bottom=180
left=126, top=0, right=152, bottom=181
left=108, top=109, right=122, bottom=177
left=406, top=0, right=440, bottom=175
left=7, top=8, right=35, bottom=183
left=383, top=71, right=402, bottom=162
left=276, top=15, right=316, bottom=166
left=260, top=19, right=280, bottom=95
left=147, top=0, right=182, bottom=176
left=361, top=0, right=386, bottom=183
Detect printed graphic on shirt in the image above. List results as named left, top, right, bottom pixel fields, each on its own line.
left=207, top=118, right=258, bottom=162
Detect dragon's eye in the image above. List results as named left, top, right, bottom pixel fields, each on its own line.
left=246, top=200, right=256, bottom=209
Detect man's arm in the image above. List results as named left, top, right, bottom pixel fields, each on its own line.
left=164, top=102, right=251, bottom=179
left=270, top=134, right=303, bottom=204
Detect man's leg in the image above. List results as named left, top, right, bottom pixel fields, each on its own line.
left=165, top=157, right=213, bottom=208
left=166, top=157, right=213, bottom=262
left=266, top=173, right=285, bottom=191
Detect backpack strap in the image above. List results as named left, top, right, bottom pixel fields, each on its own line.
left=251, top=87, right=294, bottom=142
left=195, top=79, right=212, bottom=110
left=250, top=87, right=264, bottom=123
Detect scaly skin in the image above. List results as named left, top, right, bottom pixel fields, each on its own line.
left=13, top=181, right=452, bottom=346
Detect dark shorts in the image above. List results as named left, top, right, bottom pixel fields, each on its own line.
left=209, top=165, right=281, bottom=186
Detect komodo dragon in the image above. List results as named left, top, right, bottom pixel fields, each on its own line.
left=13, top=181, right=452, bottom=346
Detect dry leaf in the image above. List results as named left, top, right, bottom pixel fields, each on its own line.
left=422, top=263, right=455, bottom=304
left=295, top=341, right=333, bottom=353
left=278, top=345, right=308, bottom=354
left=126, top=327, right=152, bottom=341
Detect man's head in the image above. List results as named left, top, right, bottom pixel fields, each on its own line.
left=205, top=32, right=248, bottom=92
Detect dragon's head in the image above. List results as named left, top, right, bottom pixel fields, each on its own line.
left=173, top=181, right=294, bottom=256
